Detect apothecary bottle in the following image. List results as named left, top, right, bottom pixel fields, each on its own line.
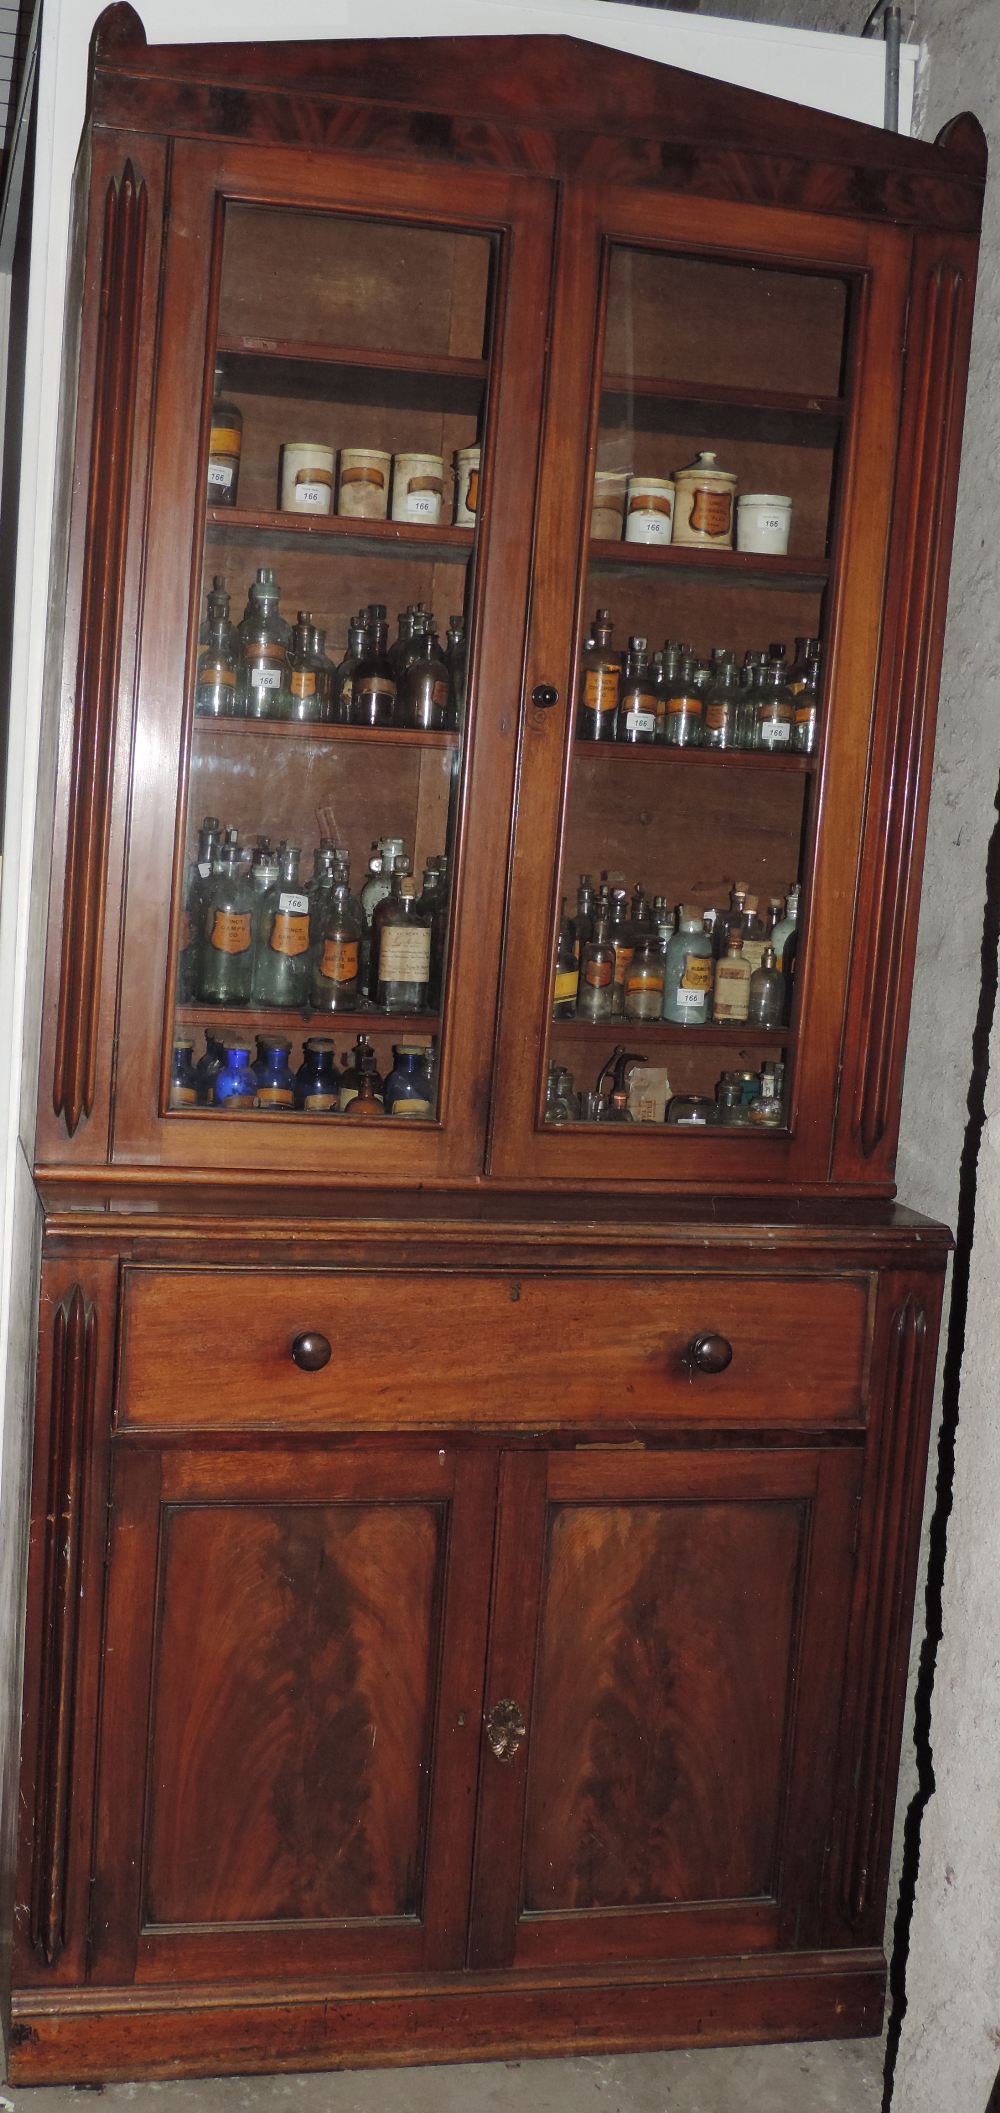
left=578, top=913, right=615, bottom=1022
left=553, top=900, right=579, bottom=1017
left=194, top=1031, right=226, bottom=1106
left=253, top=1035, right=296, bottom=1109
left=214, top=1042, right=256, bottom=1109
left=576, top=608, right=620, bottom=741
left=339, top=1035, right=384, bottom=1111
left=207, top=364, right=242, bottom=507
left=195, top=580, right=239, bottom=718
left=608, top=889, right=635, bottom=1018
left=178, top=813, right=221, bottom=1000
left=168, top=1038, right=198, bottom=1109
left=748, top=1061, right=784, bottom=1128
left=241, top=570, right=291, bottom=721
left=334, top=613, right=366, bottom=723
left=198, top=833, right=255, bottom=1005
left=287, top=615, right=324, bottom=723
left=618, top=638, right=657, bottom=745
left=625, top=933, right=666, bottom=1021
left=294, top=1037, right=340, bottom=1112
left=311, top=878, right=362, bottom=1011
left=754, top=659, right=795, bottom=751
left=712, top=928, right=751, bottom=1024
left=349, top=605, right=397, bottom=727
left=384, top=1042, right=435, bottom=1118
left=662, top=654, right=704, bottom=748
left=702, top=656, right=740, bottom=750
left=399, top=624, right=450, bottom=730
left=792, top=654, right=822, bottom=755
left=662, top=906, right=713, bottom=1024
left=748, top=944, right=785, bottom=1028
left=252, top=847, right=311, bottom=1009
left=375, top=881, right=432, bottom=1011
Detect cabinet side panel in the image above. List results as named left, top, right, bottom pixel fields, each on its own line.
left=833, top=234, right=980, bottom=1188
left=34, top=134, right=167, bottom=1165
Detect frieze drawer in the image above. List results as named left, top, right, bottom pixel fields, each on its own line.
left=117, top=1267, right=873, bottom=1431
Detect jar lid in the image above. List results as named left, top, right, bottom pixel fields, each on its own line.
left=679, top=902, right=704, bottom=923
left=738, top=491, right=792, bottom=506
left=285, top=440, right=334, bottom=453
left=594, top=468, right=628, bottom=484
left=674, top=449, right=736, bottom=484
left=627, top=474, right=674, bottom=490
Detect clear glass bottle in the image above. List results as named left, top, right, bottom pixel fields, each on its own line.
left=333, top=612, right=367, bottom=724
left=399, top=624, right=450, bottom=730
left=168, top=1038, right=198, bottom=1110
left=748, top=1061, right=784, bottom=1128
left=213, top=1041, right=256, bottom=1109
left=197, top=833, right=255, bottom=1005
left=624, top=933, right=666, bottom=1021
left=294, top=1036, right=341, bottom=1113
left=701, top=655, right=740, bottom=750
left=770, top=884, right=800, bottom=972
left=754, top=659, right=795, bottom=752
left=178, top=813, right=221, bottom=1000
left=252, top=846, right=311, bottom=1009
left=375, top=880, right=432, bottom=1012
left=712, top=928, right=751, bottom=1024
left=241, top=570, right=291, bottom=721
left=207, top=365, right=242, bottom=508
left=544, top=1063, right=580, bottom=1124
left=252, top=1035, right=296, bottom=1110
left=736, top=654, right=764, bottom=749
left=287, top=614, right=324, bottom=723
left=662, top=653, right=704, bottom=748
left=617, top=637, right=657, bottom=744
left=608, top=888, right=634, bottom=1019
left=792, top=654, right=822, bottom=755
left=552, top=899, right=579, bottom=1018
left=748, top=944, right=786, bottom=1028
left=195, top=579, right=240, bottom=718
left=416, top=863, right=448, bottom=1010
left=787, top=635, right=821, bottom=695
left=572, top=873, right=595, bottom=963
left=716, top=882, right=748, bottom=959
left=577, top=913, right=615, bottom=1023
left=349, top=605, right=397, bottom=727
left=662, top=905, right=713, bottom=1025
left=384, top=1043, right=435, bottom=1118
left=311, top=878, right=362, bottom=1011
left=445, top=613, right=467, bottom=725
left=576, top=607, right=620, bottom=741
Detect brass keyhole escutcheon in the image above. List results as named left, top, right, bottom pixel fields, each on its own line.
left=486, top=1697, right=526, bottom=1762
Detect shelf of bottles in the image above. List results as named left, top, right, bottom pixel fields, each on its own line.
left=169, top=200, right=496, bottom=1120
left=542, top=241, right=848, bottom=1133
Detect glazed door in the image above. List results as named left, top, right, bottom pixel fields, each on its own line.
left=469, top=1445, right=861, bottom=1969
left=113, top=138, right=553, bottom=1177
left=491, top=182, right=911, bottom=1187
left=90, top=1446, right=494, bottom=1985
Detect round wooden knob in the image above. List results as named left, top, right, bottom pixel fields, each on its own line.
left=531, top=682, right=559, bottom=709
left=687, top=1332, right=733, bottom=1375
left=291, top=1331, right=332, bottom=1372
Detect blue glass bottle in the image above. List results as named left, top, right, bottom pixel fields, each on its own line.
left=294, top=1036, right=340, bottom=1113
left=213, top=1042, right=256, bottom=1109
left=168, top=1038, right=198, bottom=1110
left=253, top=1035, right=295, bottom=1110
left=383, top=1042, right=434, bottom=1118
left=194, top=1032, right=226, bottom=1106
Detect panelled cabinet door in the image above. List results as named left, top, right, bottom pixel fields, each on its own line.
left=90, top=1446, right=494, bottom=1984
left=489, top=179, right=912, bottom=1188
left=469, top=1445, right=861, bottom=1970
left=112, top=137, right=554, bottom=1180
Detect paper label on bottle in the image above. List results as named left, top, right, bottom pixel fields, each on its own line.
left=667, top=695, right=703, bottom=720
left=210, top=909, right=252, bottom=955
left=356, top=677, right=395, bottom=711
left=341, top=465, right=386, bottom=488
left=406, top=491, right=441, bottom=520
left=219, top=1090, right=256, bottom=1109
left=627, top=969, right=664, bottom=995
left=688, top=487, right=733, bottom=537
left=291, top=669, right=317, bottom=697
left=293, top=484, right=328, bottom=509
left=582, top=669, right=619, bottom=713
left=759, top=719, right=791, bottom=746
left=679, top=953, right=712, bottom=992
left=295, top=466, right=333, bottom=489
left=713, top=962, right=751, bottom=1021
left=431, top=679, right=449, bottom=708
left=675, top=987, right=709, bottom=1010
left=741, top=940, right=767, bottom=974
left=169, top=1085, right=197, bottom=1108
left=210, top=426, right=242, bottom=455
left=612, top=944, right=634, bottom=987
left=706, top=703, right=729, bottom=731
left=379, top=927, right=431, bottom=982
left=257, top=1085, right=295, bottom=1106
left=625, top=710, right=656, bottom=736
left=584, top=959, right=613, bottom=989
left=250, top=666, right=283, bottom=691
left=304, top=1091, right=338, bottom=1111
left=553, top=968, right=578, bottom=1003
left=207, top=461, right=235, bottom=490
left=464, top=468, right=479, bottom=514
left=270, top=909, right=310, bottom=957
left=198, top=863, right=212, bottom=880
left=391, top=1098, right=432, bottom=1117
left=796, top=704, right=817, bottom=724
left=320, top=939, right=359, bottom=984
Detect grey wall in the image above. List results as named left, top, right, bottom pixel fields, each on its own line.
left=718, top=0, right=1000, bottom=2103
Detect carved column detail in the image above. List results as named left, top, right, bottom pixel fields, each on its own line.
left=30, top=1288, right=98, bottom=1967
left=853, top=260, right=966, bottom=1159
left=53, top=162, right=147, bottom=1135
left=841, top=1293, right=927, bottom=1928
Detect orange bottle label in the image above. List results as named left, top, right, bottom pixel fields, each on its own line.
left=320, top=939, right=359, bottom=984
left=210, top=910, right=252, bottom=955
left=270, top=913, right=310, bottom=957
left=582, top=669, right=619, bottom=713
left=290, top=669, right=317, bottom=697
left=689, top=487, right=733, bottom=537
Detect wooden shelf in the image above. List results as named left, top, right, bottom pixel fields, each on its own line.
left=192, top=718, right=458, bottom=750
left=602, top=373, right=844, bottom=419
left=177, top=1006, right=440, bottom=1038
left=206, top=508, right=474, bottom=560
left=588, top=539, right=830, bottom=588
left=218, top=336, right=488, bottom=386
left=572, top=740, right=814, bottom=774
left=550, top=1019, right=791, bottom=1046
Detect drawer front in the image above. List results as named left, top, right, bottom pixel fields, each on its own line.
left=119, top=1269, right=872, bottom=1430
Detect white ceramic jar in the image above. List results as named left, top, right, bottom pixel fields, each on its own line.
left=592, top=470, right=629, bottom=541
left=624, top=475, right=675, bottom=544
left=279, top=442, right=335, bottom=514
left=337, top=448, right=391, bottom=519
left=391, top=451, right=445, bottom=525
left=672, top=450, right=737, bottom=548
left=736, top=493, right=792, bottom=554
left=453, top=446, right=481, bottom=526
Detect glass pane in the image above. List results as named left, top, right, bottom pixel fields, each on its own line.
left=167, top=203, right=495, bottom=1124
left=544, top=242, right=850, bottom=1137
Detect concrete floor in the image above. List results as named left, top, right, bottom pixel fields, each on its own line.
left=1, top=2040, right=884, bottom=2111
